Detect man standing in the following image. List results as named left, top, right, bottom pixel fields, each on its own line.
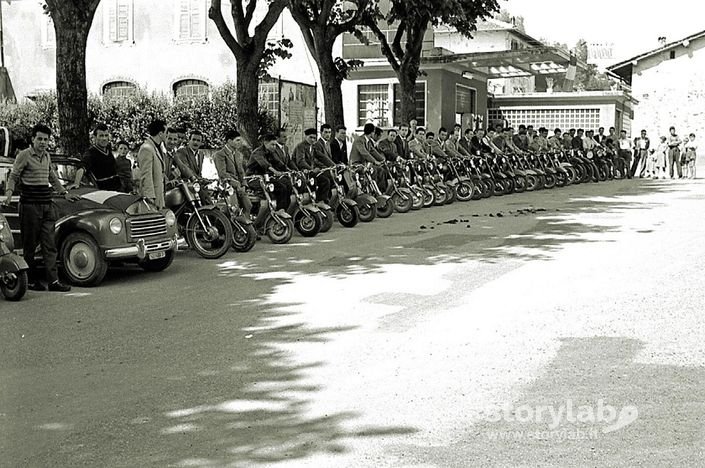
left=632, top=129, right=651, bottom=178
left=667, top=126, right=682, bottom=179
left=330, top=125, right=348, bottom=165
left=174, top=131, right=205, bottom=181
left=618, top=130, right=634, bottom=179
left=73, top=123, right=121, bottom=191
left=2, top=123, right=77, bottom=292
left=114, top=141, right=134, bottom=193
left=138, top=119, right=168, bottom=208
left=163, top=128, right=182, bottom=183
left=213, top=129, right=253, bottom=215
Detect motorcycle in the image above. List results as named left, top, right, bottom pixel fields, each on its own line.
left=165, top=178, right=234, bottom=259
left=0, top=211, right=28, bottom=301
left=443, top=157, right=476, bottom=202
left=288, top=171, right=323, bottom=237
left=382, top=161, right=414, bottom=213
left=353, top=163, right=394, bottom=218
left=211, top=180, right=258, bottom=253
left=245, top=174, right=295, bottom=244
left=324, top=165, right=360, bottom=228
left=301, top=170, right=335, bottom=233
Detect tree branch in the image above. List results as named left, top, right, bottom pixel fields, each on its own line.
left=366, top=19, right=400, bottom=72
left=391, top=19, right=406, bottom=60
left=252, top=0, right=288, bottom=52
left=209, top=0, right=244, bottom=61
left=244, top=0, right=257, bottom=27
left=229, top=0, right=249, bottom=46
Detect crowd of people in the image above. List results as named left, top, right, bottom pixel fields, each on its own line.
left=2, top=118, right=698, bottom=293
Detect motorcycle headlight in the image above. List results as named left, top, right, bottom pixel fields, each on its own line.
left=267, top=183, right=275, bottom=192
left=296, top=179, right=302, bottom=188
left=0, top=217, right=5, bottom=232
left=165, top=210, right=176, bottom=227
left=228, top=187, right=235, bottom=196
left=192, top=182, right=201, bottom=193
left=109, top=217, right=123, bottom=235
left=271, top=199, right=277, bottom=209
left=309, top=178, right=315, bottom=185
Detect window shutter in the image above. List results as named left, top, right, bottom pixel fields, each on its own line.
left=116, top=0, right=130, bottom=42
left=179, top=0, right=191, bottom=40
left=189, top=0, right=202, bottom=40
left=107, top=0, right=117, bottom=42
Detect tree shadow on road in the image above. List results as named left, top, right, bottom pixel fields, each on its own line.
left=387, top=336, right=705, bottom=467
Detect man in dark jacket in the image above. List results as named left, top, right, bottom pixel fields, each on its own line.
left=395, top=124, right=411, bottom=159
left=378, top=128, right=401, bottom=162
left=246, top=134, right=292, bottom=214
left=311, top=124, right=336, bottom=202
left=329, top=125, right=348, bottom=165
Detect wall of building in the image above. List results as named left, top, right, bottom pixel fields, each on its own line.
left=2, top=0, right=318, bottom=100
left=629, top=36, right=705, bottom=140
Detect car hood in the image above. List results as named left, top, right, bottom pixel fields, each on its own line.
left=55, top=188, right=155, bottom=216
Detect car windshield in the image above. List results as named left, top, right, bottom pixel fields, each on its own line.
left=52, top=160, right=96, bottom=188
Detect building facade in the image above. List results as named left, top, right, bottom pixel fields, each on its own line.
left=608, top=30, right=705, bottom=140
left=2, top=0, right=317, bottom=101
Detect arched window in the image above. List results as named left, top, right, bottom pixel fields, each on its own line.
left=173, top=79, right=209, bottom=99
left=102, top=81, right=137, bottom=99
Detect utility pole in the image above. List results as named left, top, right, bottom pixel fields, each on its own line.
left=0, top=0, right=5, bottom=67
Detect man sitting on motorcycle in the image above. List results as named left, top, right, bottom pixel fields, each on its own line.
left=174, top=130, right=213, bottom=204
left=426, top=131, right=448, bottom=161
left=408, top=127, right=430, bottom=160
left=529, top=127, right=550, bottom=153
left=294, top=127, right=334, bottom=203
left=213, top=129, right=252, bottom=216
left=246, top=134, right=294, bottom=229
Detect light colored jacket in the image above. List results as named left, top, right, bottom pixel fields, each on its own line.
left=137, top=137, right=165, bottom=208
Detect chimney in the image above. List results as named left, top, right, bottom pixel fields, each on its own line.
left=658, top=36, right=667, bottom=46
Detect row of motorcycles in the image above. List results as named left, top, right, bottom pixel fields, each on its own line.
left=160, top=147, right=628, bottom=260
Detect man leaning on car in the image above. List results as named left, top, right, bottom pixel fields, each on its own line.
left=2, top=123, right=80, bottom=292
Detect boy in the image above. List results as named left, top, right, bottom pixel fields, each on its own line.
left=115, top=140, right=135, bottom=193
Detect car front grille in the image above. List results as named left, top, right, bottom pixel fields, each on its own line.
left=127, top=215, right=168, bottom=242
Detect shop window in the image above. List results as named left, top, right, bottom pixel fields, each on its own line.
left=173, top=79, right=209, bottom=99
left=259, top=81, right=279, bottom=117
left=102, top=81, right=137, bottom=99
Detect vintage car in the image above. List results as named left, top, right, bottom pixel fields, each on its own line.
left=0, top=155, right=180, bottom=287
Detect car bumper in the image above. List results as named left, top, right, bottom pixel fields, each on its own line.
left=104, top=235, right=179, bottom=260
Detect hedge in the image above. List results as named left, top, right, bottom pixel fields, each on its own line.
left=0, top=82, right=277, bottom=154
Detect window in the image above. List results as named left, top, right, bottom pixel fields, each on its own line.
left=487, top=108, right=601, bottom=130
left=669, top=50, right=676, bottom=60
left=393, top=82, right=426, bottom=126
left=176, top=0, right=207, bottom=42
left=41, top=18, right=56, bottom=49
left=103, top=81, right=137, bottom=99
left=358, top=84, right=391, bottom=128
left=259, top=80, right=279, bottom=117
left=455, top=85, right=476, bottom=115
left=103, top=0, right=134, bottom=44
left=173, top=79, right=209, bottom=99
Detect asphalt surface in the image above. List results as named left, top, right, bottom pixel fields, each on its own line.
left=2, top=175, right=705, bottom=467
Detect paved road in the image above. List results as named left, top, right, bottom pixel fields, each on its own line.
left=2, top=177, right=705, bottom=467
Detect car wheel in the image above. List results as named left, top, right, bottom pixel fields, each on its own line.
left=60, top=232, right=109, bottom=287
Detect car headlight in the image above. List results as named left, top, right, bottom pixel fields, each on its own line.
left=109, top=217, right=123, bottom=235
left=165, top=210, right=176, bottom=227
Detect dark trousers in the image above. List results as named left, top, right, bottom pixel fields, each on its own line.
left=20, top=202, right=59, bottom=284
left=668, top=148, right=682, bottom=178
left=618, top=150, right=633, bottom=178
left=315, top=172, right=333, bottom=203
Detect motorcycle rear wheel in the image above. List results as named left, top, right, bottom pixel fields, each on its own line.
left=318, top=208, right=335, bottom=233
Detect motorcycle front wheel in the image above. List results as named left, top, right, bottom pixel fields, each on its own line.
left=232, top=222, right=258, bottom=252
left=185, top=208, right=234, bottom=259
left=358, top=203, right=377, bottom=222
left=377, top=199, right=395, bottom=218
left=392, top=192, right=413, bottom=213
left=295, top=211, right=321, bottom=237
left=455, top=181, right=474, bottom=202
left=1, top=270, right=28, bottom=301
left=336, top=204, right=359, bottom=228
left=266, top=217, right=294, bottom=244
left=318, top=208, right=335, bottom=233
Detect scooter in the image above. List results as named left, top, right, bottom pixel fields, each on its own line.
left=352, top=163, right=394, bottom=218
left=245, top=174, right=295, bottom=244
left=211, top=180, right=258, bottom=253
left=382, top=161, right=414, bottom=213
left=288, top=172, right=322, bottom=237
left=301, top=170, right=335, bottom=233
left=324, top=165, right=360, bottom=228
left=0, top=212, right=28, bottom=301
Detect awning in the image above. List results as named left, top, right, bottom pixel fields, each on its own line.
left=422, top=47, right=587, bottom=79
left=0, top=66, right=15, bottom=103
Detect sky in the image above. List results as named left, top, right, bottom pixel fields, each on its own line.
left=503, top=0, right=705, bottom=62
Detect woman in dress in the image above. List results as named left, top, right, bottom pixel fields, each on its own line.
left=654, top=136, right=669, bottom=179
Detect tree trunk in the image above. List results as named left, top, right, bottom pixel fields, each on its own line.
left=319, top=64, right=345, bottom=128
left=398, top=68, right=419, bottom=126
left=236, top=60, right=261, bottom=147
left=53, top=19, right=91, bottom=156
